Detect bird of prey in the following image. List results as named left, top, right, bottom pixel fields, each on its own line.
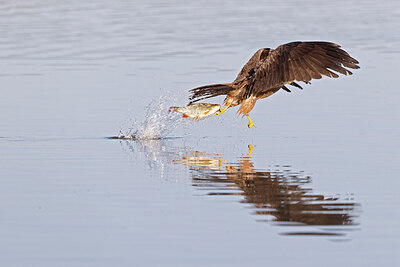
left=189, top=41, right=359, bottom=128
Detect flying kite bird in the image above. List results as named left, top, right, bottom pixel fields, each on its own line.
left=189, top=41, right=359, bottom=128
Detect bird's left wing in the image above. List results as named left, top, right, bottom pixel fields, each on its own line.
left=234, top=48, right=271, bottom=82
left=247, top=41, right=359, bottom=97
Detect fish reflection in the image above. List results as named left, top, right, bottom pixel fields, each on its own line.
left=122, top=140, right=360, bottom=238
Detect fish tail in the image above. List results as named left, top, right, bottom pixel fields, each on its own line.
left=189, top=83, right=235, bottom=104
left=168, top=106, right=180, bottom=113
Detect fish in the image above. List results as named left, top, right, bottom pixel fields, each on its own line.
left=168, top=103, right=221, bottom=119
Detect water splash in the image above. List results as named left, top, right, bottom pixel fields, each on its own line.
left=119, top=95, right=183, bottom=140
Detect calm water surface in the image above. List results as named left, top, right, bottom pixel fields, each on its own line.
left=1, top=0, right=400, bottom=266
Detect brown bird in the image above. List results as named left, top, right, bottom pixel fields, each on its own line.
left=189, top=41, right=360, bottom=128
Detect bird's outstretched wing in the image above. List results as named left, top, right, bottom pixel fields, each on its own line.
left=247, top=41, right=360, bottom=97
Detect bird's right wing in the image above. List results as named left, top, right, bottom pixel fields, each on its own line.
left=247, top=41, right=359, bottom=97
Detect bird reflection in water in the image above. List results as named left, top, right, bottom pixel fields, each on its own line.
left=175, top=144, right=360, bottom=237
left=123, top=140, right=360, bottom=238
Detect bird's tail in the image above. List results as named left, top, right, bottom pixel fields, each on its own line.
left=189, top=83, right=235, bottom=104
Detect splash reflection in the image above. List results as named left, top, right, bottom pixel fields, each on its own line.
left=122, top=140, right=360, bottom=238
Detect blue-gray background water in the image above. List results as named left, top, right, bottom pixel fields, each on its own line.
left=1, top=0, right=399, bottom=266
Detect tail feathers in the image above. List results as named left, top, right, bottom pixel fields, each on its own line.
left=189, top=83, right=234, bottom=103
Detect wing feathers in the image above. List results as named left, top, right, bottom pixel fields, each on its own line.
left=250, top=41, right=359, bottom=94
left=302, top=58, right=322, bottom=79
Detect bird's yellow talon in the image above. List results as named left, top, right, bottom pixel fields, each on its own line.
left=217, top=105, right=229, bottom=115
left=246, top=115, right=254, bottom=129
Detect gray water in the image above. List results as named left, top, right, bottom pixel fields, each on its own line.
left=1, top=0, right=400, bottom=266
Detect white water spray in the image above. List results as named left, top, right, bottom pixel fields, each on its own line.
left=120, top=95, right=183, bottom=140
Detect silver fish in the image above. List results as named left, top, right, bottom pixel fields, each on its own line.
left=169, top=103, right=221, bottom=119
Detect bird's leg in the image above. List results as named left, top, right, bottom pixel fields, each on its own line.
left=217, top=104, right=230, bottom=115
left=246, top=114, right=254, bottom=129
